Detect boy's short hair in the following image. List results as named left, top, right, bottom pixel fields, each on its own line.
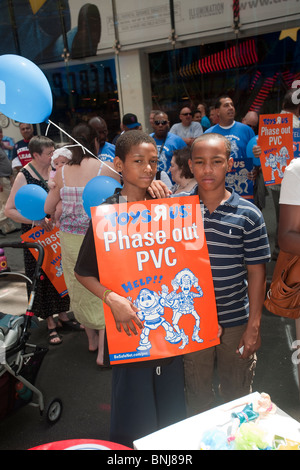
left=115, top=130, right=157, bottom=162
left=28, top=135, right=54, bottom=156
left=191, top=133, right=231, bottom=158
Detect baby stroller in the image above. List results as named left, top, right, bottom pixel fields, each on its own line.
left=0, top=241, right=62, bottom=424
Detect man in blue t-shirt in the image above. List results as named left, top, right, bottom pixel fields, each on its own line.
left=205, top=96, right=259, bottom=203
left=150, top=111, right=187, bottom=177
left=205, top=96, right=255, bottom=160
left=98, top=140, right=115, bottom=162
left=88, top=116, right=115, bottom=162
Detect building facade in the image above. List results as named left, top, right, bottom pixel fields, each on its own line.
left=0, top=0, right=299, bottom=141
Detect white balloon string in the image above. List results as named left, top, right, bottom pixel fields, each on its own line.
left=46, top=119, right=120, bottom=176
left=45, top=121, right=51, bottom=136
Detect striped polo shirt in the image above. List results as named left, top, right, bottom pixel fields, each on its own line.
left=174, top=187, right=271, bottom=327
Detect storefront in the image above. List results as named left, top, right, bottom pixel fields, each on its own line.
left=0, top=0, right=299, bottom=141
left=149, top=29, right=300, bottom=124
left=42, top=57, right=119, bottom=141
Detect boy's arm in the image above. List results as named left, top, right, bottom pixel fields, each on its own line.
left=74, top=272, right=143, bottom=336
left=75, top=221, right=143, bottom=336
left=237, top=263, right=266, bottom=358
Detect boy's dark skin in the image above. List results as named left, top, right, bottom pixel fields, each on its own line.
left=188, top=134, right=266, bottom=359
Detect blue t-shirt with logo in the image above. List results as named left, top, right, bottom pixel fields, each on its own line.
left=150, top=131, right=187, bottom=175
left=205, top=121, right=255, bottom=160
left=98, top=142, right=115, bottom=162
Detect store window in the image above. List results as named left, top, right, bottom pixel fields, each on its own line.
left=149, top=30, right=300, bottom=125
left=41, top=58, right=119, bottom=142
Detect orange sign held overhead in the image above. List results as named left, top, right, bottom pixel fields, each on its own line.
left=21, top=225, right=68, bottom=298
left=258, top=113, right=294, bottom=185
left=92, top=196, right=220, bottom=365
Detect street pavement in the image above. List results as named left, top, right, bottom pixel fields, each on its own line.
left=0, top=191, right=299, bottom=450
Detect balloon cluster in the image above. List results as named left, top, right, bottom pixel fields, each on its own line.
left=14, top=174, right=121, bottom=222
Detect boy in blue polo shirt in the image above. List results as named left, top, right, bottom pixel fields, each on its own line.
left=181, top=133, right=270, bottom=416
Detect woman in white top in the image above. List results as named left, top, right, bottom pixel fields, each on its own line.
left=278, top=157, right=300, bottom=393
left=45, top=123, right=120, bottom=366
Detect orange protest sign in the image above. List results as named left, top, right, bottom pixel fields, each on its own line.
left=258, top=113, right=294, bottom=185
left=92, top=196, right=219, bottom=365
left=21, top=226, right=68, bottom=297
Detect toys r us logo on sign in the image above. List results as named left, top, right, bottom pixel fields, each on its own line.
left=91, top=196, right=220, bottom=365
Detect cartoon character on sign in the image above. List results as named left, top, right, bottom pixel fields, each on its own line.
left=225, top=172, right=236, bottom=188
left=265, top=146, right=290, bottom=180
left=55, top=261, right=63, bottom=277
left=226, top=168, right=249, bottom=195
left=277, top=146, right=290, bottom=175
left=132, top=288, right=181, bottom=351
left=163, top=268, right=204, bottom=349
left=235, top=168, right=249, bottom=194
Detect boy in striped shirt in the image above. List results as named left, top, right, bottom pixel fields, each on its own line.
left=181, top=133, right=270, bottom=416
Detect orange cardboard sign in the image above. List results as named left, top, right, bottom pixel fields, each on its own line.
left=258, top=113, right=294, bottom=185
left=91, top=196, right=219, bottom=365
left=21, top=226, right=68, bottom=297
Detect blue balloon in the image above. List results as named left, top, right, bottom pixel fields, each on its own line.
left=0, top=54, right=52, bottom=123
left=246, top=135, right=261, bottom=166
left=15, top=184, right=47, bottom=221
left=83, top=176, right=122, bottom=218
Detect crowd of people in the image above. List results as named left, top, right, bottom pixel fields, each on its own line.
left=1, top=88, right=299, bottom=447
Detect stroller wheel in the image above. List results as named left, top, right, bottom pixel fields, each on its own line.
left=46, top=398, right=63, bottom=424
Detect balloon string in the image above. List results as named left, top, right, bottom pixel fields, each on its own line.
left=45, top=121, right=51, bottom=136
left=46, top=119, right=120, bottom=176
